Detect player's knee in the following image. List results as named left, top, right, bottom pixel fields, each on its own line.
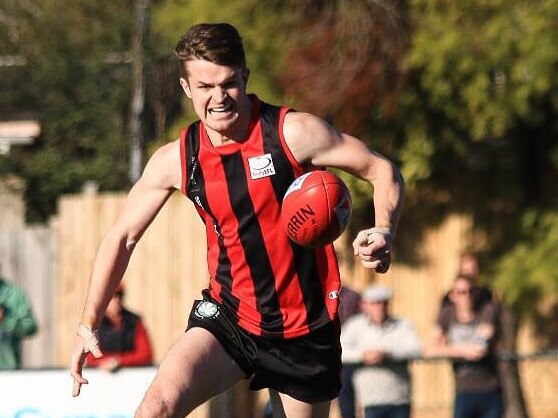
left=135, top=393, right=175, bottom=418
left=135, top=384, right=200, bottom=418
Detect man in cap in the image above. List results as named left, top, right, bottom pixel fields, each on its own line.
left=340, top=284, right=421, bottom=418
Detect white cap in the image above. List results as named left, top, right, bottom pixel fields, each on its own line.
left=362, top=284, right=392, bottom=302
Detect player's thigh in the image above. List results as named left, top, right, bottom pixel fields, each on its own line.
left=138, top=327, right=245, bottom=417
left=269, top=389, right=331, bottom=418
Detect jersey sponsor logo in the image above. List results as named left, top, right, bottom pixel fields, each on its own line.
left=328, top=290, right=340, bottom=300
left=194, top=301, right=220, bottom=319
left=248, top=154, right=276, bottom=179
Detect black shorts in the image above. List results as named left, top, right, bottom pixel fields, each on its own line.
left=186, top=295, right=342, bottom=403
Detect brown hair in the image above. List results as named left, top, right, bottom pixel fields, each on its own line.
left=174, top=23, right=246, bottom=76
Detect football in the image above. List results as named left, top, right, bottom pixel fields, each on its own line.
left=281, top=171, right=352, bottom=248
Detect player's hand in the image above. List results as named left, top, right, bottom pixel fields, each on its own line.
left=352, top=227, right=394, bottom=273
left=70, top=324, right=103, bottom=397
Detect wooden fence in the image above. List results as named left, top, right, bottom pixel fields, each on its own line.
left=1, top=188, right=556, bottom=417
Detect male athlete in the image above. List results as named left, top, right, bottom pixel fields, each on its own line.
left=70, top=23, right=404, bottom=418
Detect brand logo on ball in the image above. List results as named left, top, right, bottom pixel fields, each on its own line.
left=249, top=154, right=276, bottom=179
left=194, top=301, right=220, bottom=319
left=283, top=172, right=312, bottom=199
left=286, top=204, right=317, bottom=240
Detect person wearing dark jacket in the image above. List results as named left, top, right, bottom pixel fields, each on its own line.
left=86, top=285, right=153, bottom=371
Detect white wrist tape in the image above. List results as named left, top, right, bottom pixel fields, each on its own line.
left=367, top=227, right=394, bottom=240
left=369, top=227, right=391, bottom=236
left=78, top=324, right=100, bottom=353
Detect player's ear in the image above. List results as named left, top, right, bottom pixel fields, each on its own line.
left=180, top=77, right=192, bottom=99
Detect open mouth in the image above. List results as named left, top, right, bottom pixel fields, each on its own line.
left=208, top=104, right=233, bottom=115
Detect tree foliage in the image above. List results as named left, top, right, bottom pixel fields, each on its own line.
left=404, top=0, right=558, bottom=325
left=0, top=0, right=136, bottom=221
left=279, top=0, right=408, bottom=136
left=493, top=211, right=558, bottom=308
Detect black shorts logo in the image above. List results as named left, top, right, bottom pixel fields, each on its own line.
left=194, top=301, right=220, bottom=319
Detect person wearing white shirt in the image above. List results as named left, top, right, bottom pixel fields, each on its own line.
left=340, top=284, right=421, bottom=418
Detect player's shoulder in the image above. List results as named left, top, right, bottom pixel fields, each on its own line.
left=147, top=139, right=180, bottom=165
left=284, top=111, right=329, bottom=136
left=142, top=139, right=182, bottom=189
left=283, top=111, right=340, bottom=162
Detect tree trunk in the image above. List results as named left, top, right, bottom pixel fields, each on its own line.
left=498, top=305, right=529, bottom=418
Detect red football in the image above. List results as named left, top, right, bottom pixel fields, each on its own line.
left=281, top=171, right=352, bottom=248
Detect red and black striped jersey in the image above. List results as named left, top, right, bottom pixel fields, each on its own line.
left=180, top=95, right=341, bottom=339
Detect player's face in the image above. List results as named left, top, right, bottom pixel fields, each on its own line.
left=180, top=58, right=251, bottom=140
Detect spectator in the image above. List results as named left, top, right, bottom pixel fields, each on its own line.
left=341, top=284, right=421, bottom=418
left=441, top=252, right=493, bottom=309
left=0, top=276, right=38, bottom=369
left=458, top=252, right=479, bottom=278
left=425, top=275, right=503, bottom=418
left=338, top=285, right=362, bottom=418
left=86, top=284, right=153, bottom=371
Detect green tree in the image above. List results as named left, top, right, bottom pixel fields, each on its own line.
left=405, top=0, right=558, bottom=300
left=0, top=0, right=136, bottom=221
left=402, top=2, right=558, bottom=416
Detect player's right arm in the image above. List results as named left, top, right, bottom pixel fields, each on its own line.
left=71, top=140, right=181, bottom=396
left=283, top=111, right=404, bottom=272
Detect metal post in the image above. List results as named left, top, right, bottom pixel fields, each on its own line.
left=129, top=0, right=147, bottom=183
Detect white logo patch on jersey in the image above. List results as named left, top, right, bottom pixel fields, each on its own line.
left=248, top=154, right=276, bottom=179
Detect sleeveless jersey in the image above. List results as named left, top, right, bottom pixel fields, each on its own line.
left=180, top=95, right=341, bottom=339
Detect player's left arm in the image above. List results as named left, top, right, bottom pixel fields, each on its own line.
left=283, top=111, right=404, bottom=272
